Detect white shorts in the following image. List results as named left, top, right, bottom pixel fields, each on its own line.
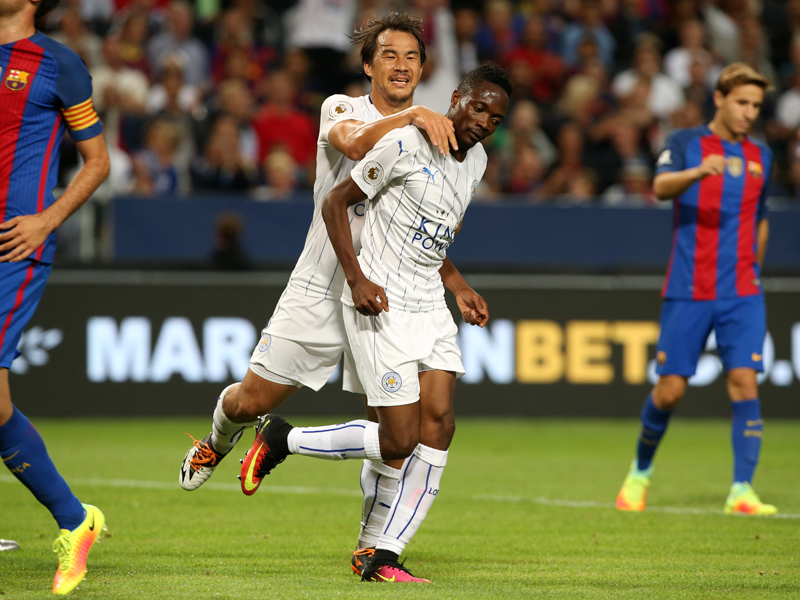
left=249, top=287, right=363, bottom=393
left=343, top=305, right=464, bottom=407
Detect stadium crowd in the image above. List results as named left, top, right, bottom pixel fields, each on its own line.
left=44, top=0, right=800, bottom=205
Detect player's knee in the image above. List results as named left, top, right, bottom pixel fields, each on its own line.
left=728, top=371, right=758, bottom=400
left=223, top=383, right=264, bottom=422
left=379, top=429, right=420, bottom=461
left=652, top=380, right=686, bottom=410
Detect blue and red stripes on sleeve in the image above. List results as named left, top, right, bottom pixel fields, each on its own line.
left=0, top=33, right=102, bottom=264
left=657, top=126, right=771, bottom=301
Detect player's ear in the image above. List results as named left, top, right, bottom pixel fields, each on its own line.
left=712, top=89, right=724, bottom=110
left=450, top=89, right=460, bottom=109
left=363, top=61, right=373, bottom=80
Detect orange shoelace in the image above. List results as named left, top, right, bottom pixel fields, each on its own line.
left=185, top=433, right=219, bottom=472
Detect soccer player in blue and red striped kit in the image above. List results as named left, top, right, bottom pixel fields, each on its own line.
left=0, top=0, right=110, bottom=592
left=616, top=63, right=777, bottom=516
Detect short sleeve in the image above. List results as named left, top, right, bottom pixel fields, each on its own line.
left=350, top=127, right=422, bottom=200
left=654, top=130, right=688, bottom=176
left=319, top=95, right=367, bottom=143
left=54, top=47, right=102, bottom=141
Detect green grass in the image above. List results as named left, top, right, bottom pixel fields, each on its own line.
left=1, top=418, right=799, bottom=599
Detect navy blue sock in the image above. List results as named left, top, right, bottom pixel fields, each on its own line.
left=0, top=407, right=84, bottom=530
left=731, top=399, right=762, bottom=484
left=636, top=394, right=673, bottom=472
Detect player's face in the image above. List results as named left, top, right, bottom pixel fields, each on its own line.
left=364, top=30, right=423, bottom=105
left=715, top=84, right=764, bottom=137
left=449, top=82, right=509, bottom=149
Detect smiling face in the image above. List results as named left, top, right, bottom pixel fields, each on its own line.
left=363, top=29, right=423, bottom=106
left=448, top=81, right=509, bottom=151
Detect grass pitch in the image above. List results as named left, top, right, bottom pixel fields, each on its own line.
left=1, top=417, right=798, bottom=599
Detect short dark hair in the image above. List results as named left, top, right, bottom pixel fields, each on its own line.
left=350, top=12, right=426, bottom=80
left=457, top=64, right=513, bottom=100
left=36, top=0, right=60, bottom=18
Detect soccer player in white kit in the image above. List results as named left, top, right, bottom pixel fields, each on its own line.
left=239, top=65, right=512, bottom=583
left=180, top=13, right=488, bottom=571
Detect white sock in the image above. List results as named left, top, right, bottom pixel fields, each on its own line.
left=210, top=384, right=257, bottom=454
left=286, top=420, right=382, bottom=461
left=376, top=444, right=447, bottom=556
left=357, top=459, right=402, bottom=549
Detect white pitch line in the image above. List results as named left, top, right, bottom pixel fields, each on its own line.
left=2, top=475, right=798, bottom=519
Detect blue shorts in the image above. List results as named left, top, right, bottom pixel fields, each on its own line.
left=655, top=295, right=766, bottom=377
left=0, top=260, right=52, bottom=369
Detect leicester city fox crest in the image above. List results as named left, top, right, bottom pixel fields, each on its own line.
left=381, top=371, right=402, bottom=393
left=5, top=69, right=29, bottom=91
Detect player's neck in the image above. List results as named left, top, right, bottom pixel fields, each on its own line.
left=708, top=118, right=745, bottom=143
left=0, top=12, right=35, bottom=46
left=369, top=90, right=413, bottom=117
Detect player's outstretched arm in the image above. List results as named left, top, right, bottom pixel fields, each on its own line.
left=439, top=257, right=489, bottom=328
left=0, top=134, right=110, bottom=262
left=653, top=154, right=727, bottom=200
left=329, top=105, right=456, bottom=161
left=321, top=176, right=388, bottom=315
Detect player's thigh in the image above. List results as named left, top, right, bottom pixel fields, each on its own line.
left=343, top=306, right=422, bottom=408
left=655, top=299, right=714, bottom=377
left=0, top=260, right=51, bottom=371
left=714, top=295, right=766, bottom=374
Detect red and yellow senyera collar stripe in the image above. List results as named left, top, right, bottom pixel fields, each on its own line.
left=61, top=98, right=99, bottom=131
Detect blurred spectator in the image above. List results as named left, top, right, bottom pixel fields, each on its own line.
left=211, top=8, right=273, bottom=89
left=564, top=170, right=597, bottom=203
left=702, top=0, right=743, bottom=65
left=670, top=99, right=706, bottom=130
left=503, top=15, right=564, bottom=105
left=501, top=99, right=557, bottom=168
left=215, top=79, right=259, bottom=168
left=504, top=142, right=546, bottom=195
left=561, top=0, right=616, bottom=71
left=210, top=214, right=252, bottom=270
left=191, top=116, right=256, bottom=191
left=283, top=0, right=356, bottom=97
left=611, top=37, right=684, bottom=121
left=252, top=149, right=300, bottom=201
left=411, top=0, right=461, bottom=115
left=602, top=163, right=656, bottom=205
left=542, top=123, right=592, bottom=197
left=555, top=74, right=602, bottom=128
left=117, top=12, right=151, bottom=79
left=738, top=16, right=777, bottom=89
left=453, top=7, right=480, bottom=76
left=148, top=0, right=210, bottom=88
left=132, top=120, right=183, bottom=195
left=253, top=70, right=316, bottom=170
left=52, top=8, right=103, bottom=69
left=663, top=20, right=720, bottom=90
left=475, top=0, right=524, bottom=62
left=91, top=35, right=149, bottom=148
left=145, top=55, right=200, bottom=115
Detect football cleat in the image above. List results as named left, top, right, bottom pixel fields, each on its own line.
left=351, top=547, right=375, bottom=576
left=180, top=433, right=227, bottom=491
left=360, top=549, right=431, bottom=583
left=0, top=539, right=19, bottom=552
left=724, top=482, right=777, bottom=515
left=616, top=460, right=651, bottom=512
left=52, top=504, right=105, bottom=595
left=239, top=415, right=290, bottom=496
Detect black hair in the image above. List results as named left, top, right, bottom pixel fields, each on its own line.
left=457, top=64, right=513, bottom=100
left=350, top=12, right=426, bottom=81
left=36, top=0, right=60, bottom=19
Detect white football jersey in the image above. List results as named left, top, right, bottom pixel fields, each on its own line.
left=286, top=94, right=383, bottom=299
left=347, top=126, right=487, bottom=312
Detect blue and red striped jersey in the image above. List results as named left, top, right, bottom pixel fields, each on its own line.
left=0, top=32, right=102, bottom=264
left=655, top=125, right=771, bottom=301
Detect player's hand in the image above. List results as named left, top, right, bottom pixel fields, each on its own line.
left=455, top=286, right=489, bottom=327
left=697, top=154, right=727, bottom=178
left=409, top=106, right=458, bottom=156
left=0, top=214, right=54, bottom=262
left=350, top=276, right=389, bottom=316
